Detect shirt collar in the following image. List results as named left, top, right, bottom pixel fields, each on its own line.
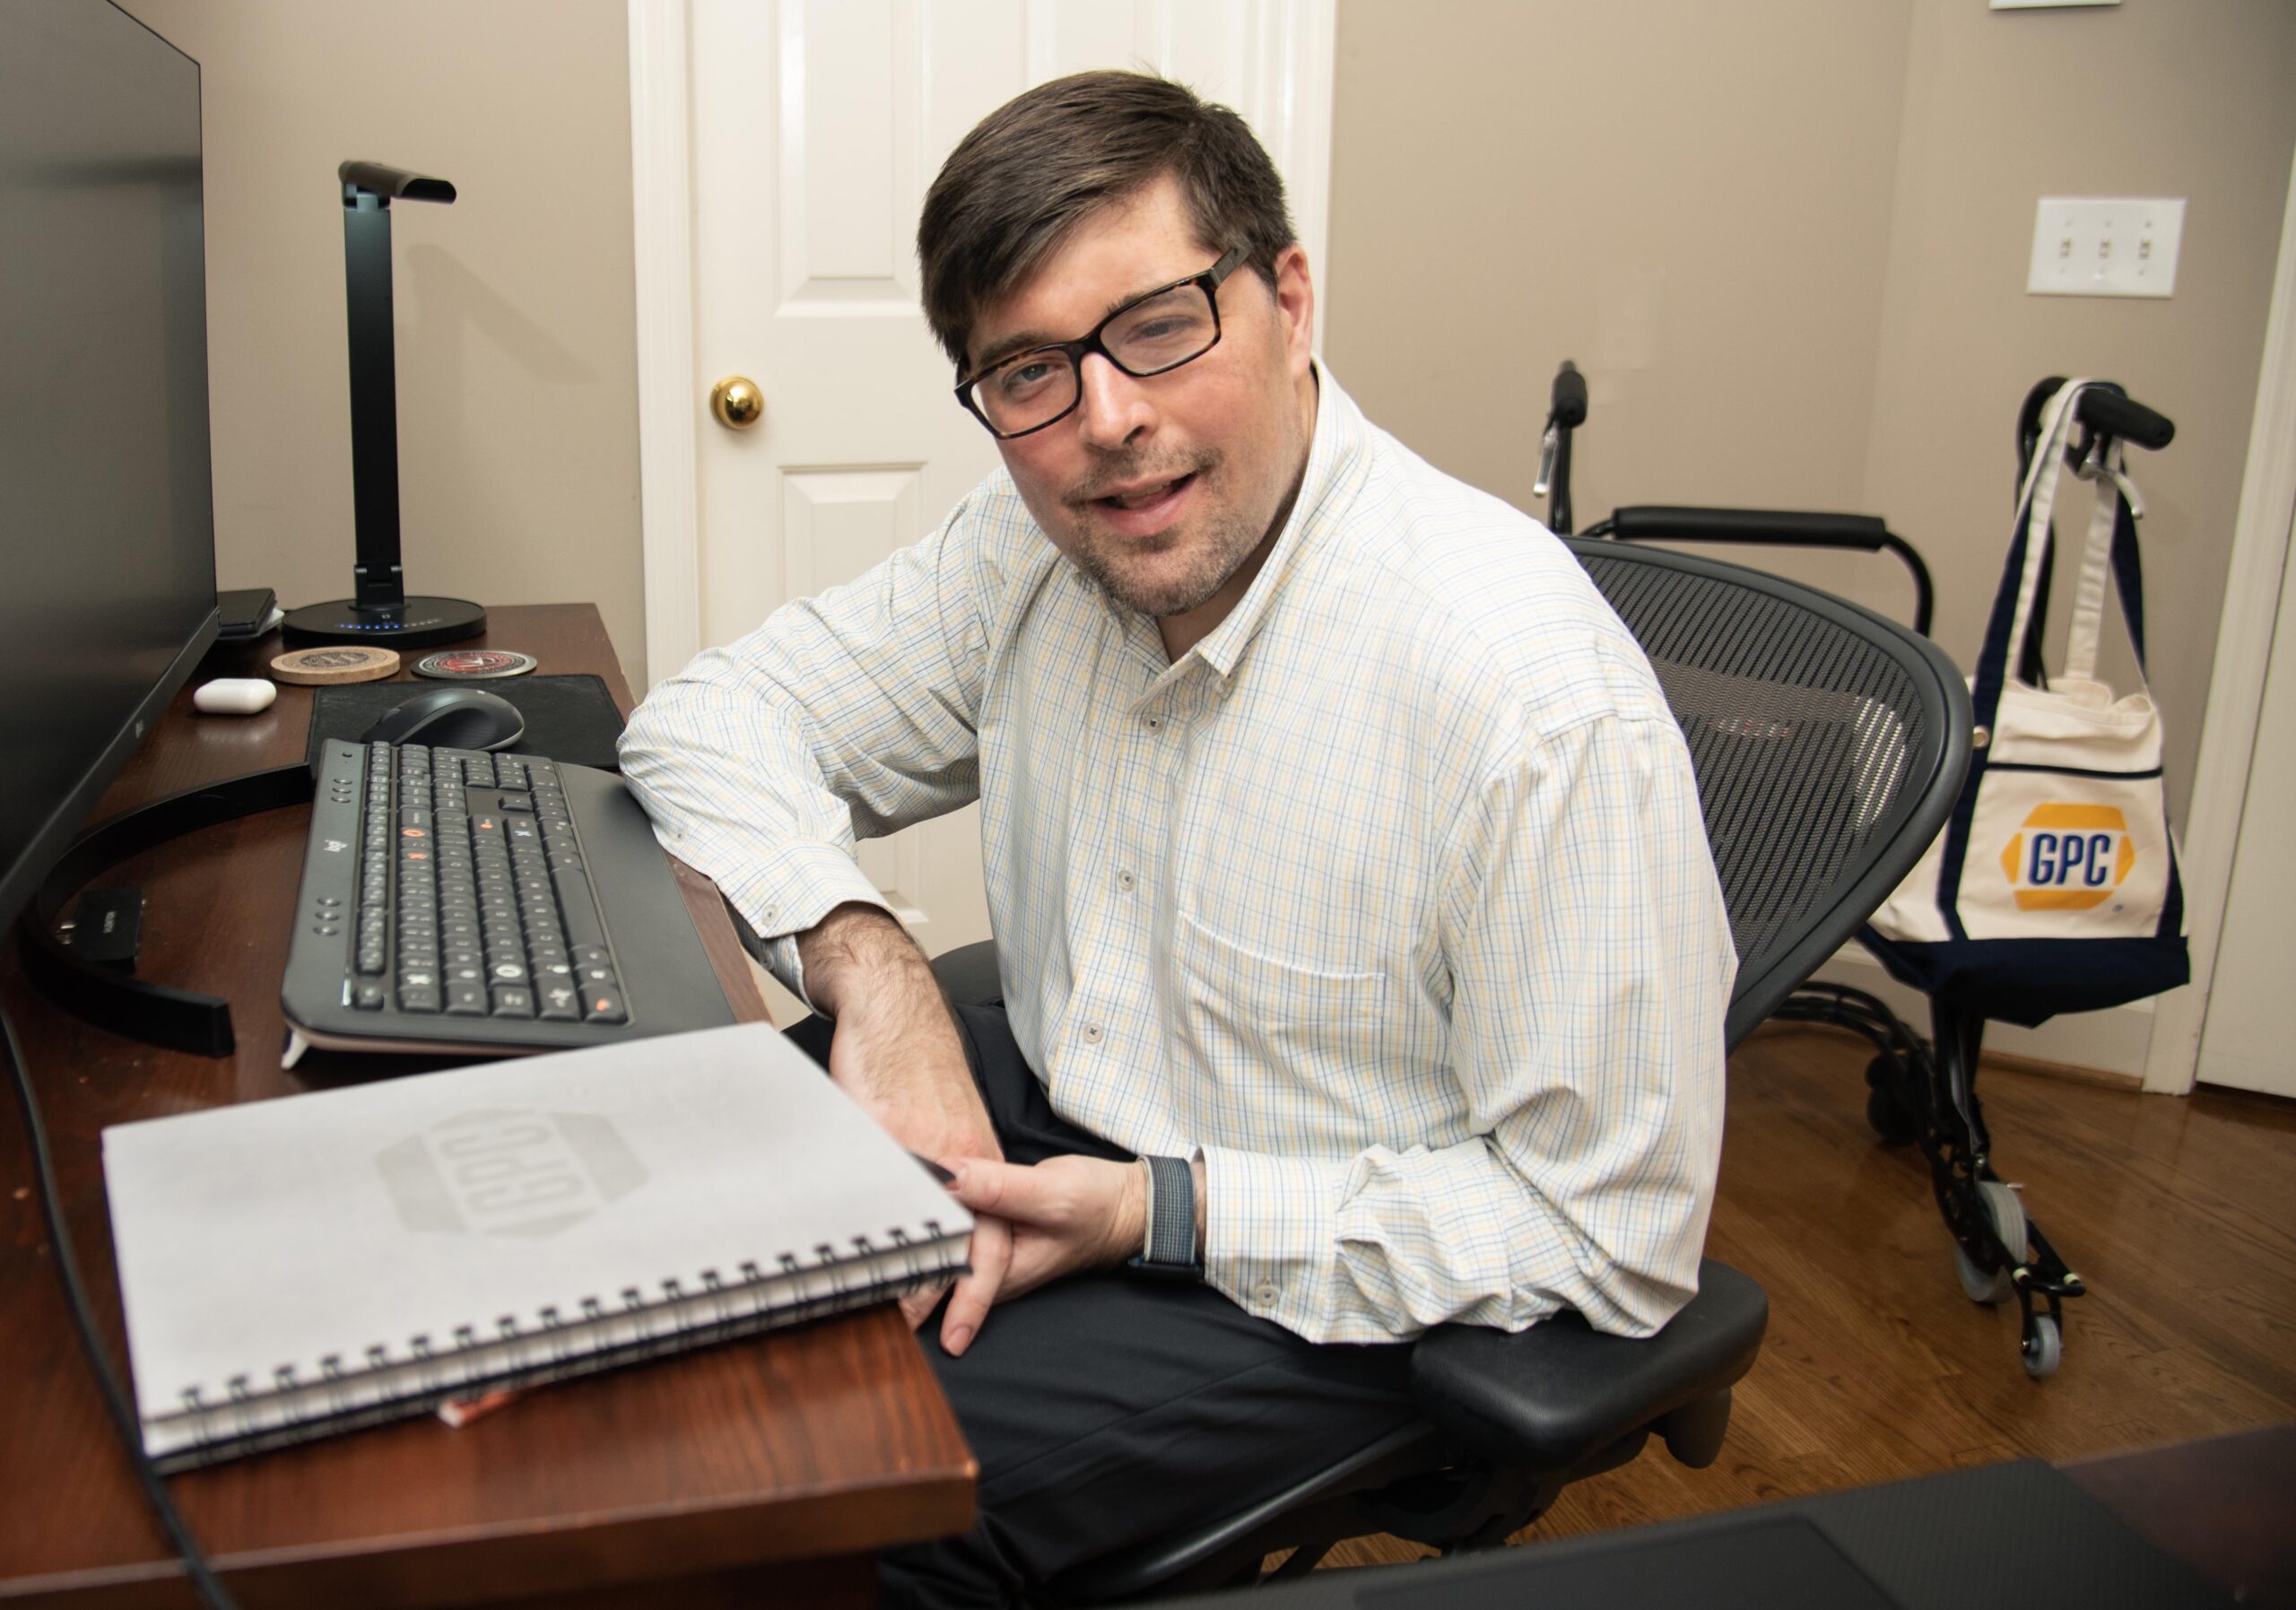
left=1187, top=361, right=1368, bottom=681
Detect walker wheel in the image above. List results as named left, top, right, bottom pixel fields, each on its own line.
left=1954, top=1179, right=2026, bottom=1305
left=2022, top=1314, right=2063, bottom=1379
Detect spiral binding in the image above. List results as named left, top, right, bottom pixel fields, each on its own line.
left=152, top=1218, right=971, bottom=1471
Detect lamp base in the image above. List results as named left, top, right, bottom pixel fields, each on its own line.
left=281, top=596, right=487, bottom=650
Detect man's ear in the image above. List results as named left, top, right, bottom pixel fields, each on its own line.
left=1269, top=242, right=1316, bottom=374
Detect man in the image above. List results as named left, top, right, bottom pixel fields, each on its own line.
left=621, top=70, right=1731, bottom=1606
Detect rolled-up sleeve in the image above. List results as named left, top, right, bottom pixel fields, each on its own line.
left=619, top=507, right=993, bottom=1004
left=1200, top=711, right=1733, bottom=1344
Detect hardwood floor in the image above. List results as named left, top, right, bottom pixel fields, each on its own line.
left=1332, top=1023, right=2296, bottom=1569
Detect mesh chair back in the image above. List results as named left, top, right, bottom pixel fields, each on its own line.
left=1567, top=539, right=1970, bottom=1047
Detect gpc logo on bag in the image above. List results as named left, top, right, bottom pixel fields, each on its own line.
left=1999, top=804, right=2135, bottom=911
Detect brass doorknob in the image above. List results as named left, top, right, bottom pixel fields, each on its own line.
left=710, top=375, right=765, bottom=431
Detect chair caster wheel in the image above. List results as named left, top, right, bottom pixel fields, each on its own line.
left=2022, top=1314, right=2062, bottom=1379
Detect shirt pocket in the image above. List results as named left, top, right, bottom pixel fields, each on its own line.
left=1167, top=909, right=1387, bottom=1120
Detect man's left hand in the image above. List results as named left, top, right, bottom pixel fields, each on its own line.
left=937, top=1156, right=1146, bottom=1353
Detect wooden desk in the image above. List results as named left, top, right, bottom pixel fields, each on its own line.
left=0, top=607, right=975, bottom=1608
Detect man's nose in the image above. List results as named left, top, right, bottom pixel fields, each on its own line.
left=1074, top=352, right=1154, bottom=450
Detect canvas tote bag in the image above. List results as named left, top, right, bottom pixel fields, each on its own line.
left=1862, top=379, right=2187, bottom=1027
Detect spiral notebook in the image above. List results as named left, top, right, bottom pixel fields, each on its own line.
left=101, top=1023, right=971, bottom=1470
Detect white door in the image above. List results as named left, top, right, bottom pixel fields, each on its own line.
left=630, top=0, right=1334, bottom=1014
left=2196, top=498, right=2296, bottom=1099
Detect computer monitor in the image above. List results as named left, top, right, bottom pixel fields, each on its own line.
left=0, top=1, right=221, bottom=936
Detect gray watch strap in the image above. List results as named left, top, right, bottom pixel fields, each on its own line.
left=1142, top=1154, right=1196, bottom=1269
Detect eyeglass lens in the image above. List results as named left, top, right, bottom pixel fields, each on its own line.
left=970, top=283, right=1220, bottom=436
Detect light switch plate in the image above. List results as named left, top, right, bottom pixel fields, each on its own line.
left=2028, top=197, right=2184, bottom=298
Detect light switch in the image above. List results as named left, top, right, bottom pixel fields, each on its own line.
left=2028, top=197, right=2184, bottom=299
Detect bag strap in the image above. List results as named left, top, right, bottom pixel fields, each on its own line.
left=2063, top=437, right=2151, bottom=683
left=1970, top=379, right=2087, bottom=735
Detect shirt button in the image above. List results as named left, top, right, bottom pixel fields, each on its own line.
left=1143, top=715, right=1161, bottom=732
left=1117, top=870, right=1136, bottom=893
left=1253, top=1281, right=1281, bottom=1306
left=1082, top=1022, right=1103, bottom=1044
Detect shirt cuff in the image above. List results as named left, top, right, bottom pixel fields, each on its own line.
left=718, top=842, right=895, bottom=1014
left=1197, top=1144, right=1348, bottom=1331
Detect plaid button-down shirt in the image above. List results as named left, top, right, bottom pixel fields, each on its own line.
left=621, top=370, right=1731, bottom=1344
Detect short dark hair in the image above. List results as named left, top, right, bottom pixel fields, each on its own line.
left=918, top=71, right=1297, bottom=373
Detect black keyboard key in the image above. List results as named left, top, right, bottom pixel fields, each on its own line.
left=578, top=962, right=618, bottom=988
left=491, top=986, right=535, bottom=1017
left=447, top=983, right=488, bottom=1016
left=582, top=986, right=627, bottom=1024
left=398, top=986, right=443, bottom=1014
left=354, top=982, right=387, bottom=1011
left=490, top=959, right=530, bottom=985
left=537, top=982, right=582, bottom=1022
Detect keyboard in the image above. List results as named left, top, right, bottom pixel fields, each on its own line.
left=282, top=741, right=736, bottom=1054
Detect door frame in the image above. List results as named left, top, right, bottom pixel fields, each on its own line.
left=2142, top=144, right=2296, bottom=1095
left=623, top=0, right=1338, bottom=692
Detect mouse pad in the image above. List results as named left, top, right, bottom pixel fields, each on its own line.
left=306, top=674, right=628, bottom=773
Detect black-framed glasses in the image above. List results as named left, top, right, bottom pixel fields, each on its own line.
left=955, top=247, right=1249, bottom=439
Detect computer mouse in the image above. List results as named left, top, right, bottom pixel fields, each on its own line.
left=361, top=686, right=526, bottom=752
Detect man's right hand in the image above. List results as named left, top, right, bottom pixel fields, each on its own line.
left=796, top=903, right=1011, bottom=1350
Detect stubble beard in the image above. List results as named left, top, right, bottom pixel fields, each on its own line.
left=1061, top=449, right=1265, bottom=618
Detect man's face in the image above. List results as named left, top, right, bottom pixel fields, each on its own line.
left=967, top=175, right=1317, bottom=631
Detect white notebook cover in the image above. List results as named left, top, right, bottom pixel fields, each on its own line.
left=102, top=1022, right=970, bottom=1458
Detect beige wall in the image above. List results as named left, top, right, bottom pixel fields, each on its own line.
left=117, top=0, right=646, bottom=679
left=1326, top=0, right=2296, bottom=824
left=109, top=0, right=2295, bottom=822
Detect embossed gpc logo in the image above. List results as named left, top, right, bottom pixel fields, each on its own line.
left=375, top=1110, right=646, bottom=1238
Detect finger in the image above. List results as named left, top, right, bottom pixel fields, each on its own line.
left=949, top=1157, right=1051, bottom=1221
left=941, top=1213, right=1012, bottom=1357
left=899, top=1281, right=950, bottom=1331
left=995, top=1235, right=1065, bottom=1305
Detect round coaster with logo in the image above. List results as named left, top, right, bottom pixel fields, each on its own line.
left=413, top=649, right=538, bottom=681
left=268, top=645, right=402, bottom=685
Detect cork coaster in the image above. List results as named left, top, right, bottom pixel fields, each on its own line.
left=269, top=645, right=402, bottom=685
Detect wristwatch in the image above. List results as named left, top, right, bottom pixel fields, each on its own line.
left=1126, top=1154, right=1203, bottom=1281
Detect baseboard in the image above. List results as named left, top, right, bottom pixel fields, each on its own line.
left=1806, top=944, right=2155, bottom=1083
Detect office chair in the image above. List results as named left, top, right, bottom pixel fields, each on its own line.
left=924, top=535, right=1972, bottom=1600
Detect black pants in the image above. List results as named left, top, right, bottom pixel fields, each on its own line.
left=786, top=1004, right=1420, bottom=1608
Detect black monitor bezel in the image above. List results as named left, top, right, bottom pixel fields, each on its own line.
left=0, top=2, right=222, bottom=939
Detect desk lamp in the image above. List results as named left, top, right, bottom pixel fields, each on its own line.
left=282, top=161, right=487, bottom=648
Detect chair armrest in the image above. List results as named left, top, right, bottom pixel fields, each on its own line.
left=1410, top=1260, right=1768, bottom=1468
left=929, top=938, right=1004, bottom=1006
